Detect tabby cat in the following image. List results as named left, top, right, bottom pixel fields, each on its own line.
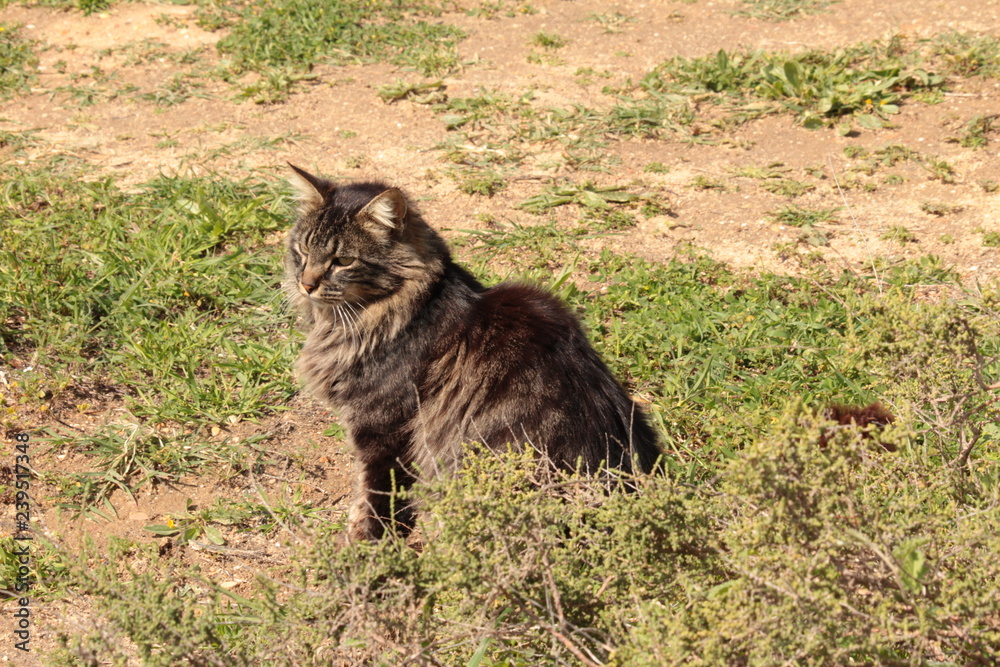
left=285, top=165, right=661, bottom=541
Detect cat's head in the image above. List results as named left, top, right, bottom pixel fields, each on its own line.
left=285, top=164, right=446, bottom=313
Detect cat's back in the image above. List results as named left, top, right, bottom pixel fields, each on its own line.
left=418, top=277, right=659, bottom=473
left=464, top=281, right=579, bottom=356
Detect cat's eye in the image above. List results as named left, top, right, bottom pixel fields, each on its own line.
left=333, top=257, right=356, bottom=267
left=294, top=243, right=308, bottom=257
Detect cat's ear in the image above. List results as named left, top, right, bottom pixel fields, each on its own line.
left=287, top=163, right=333, bottom=208
left=359, top=188, right=407, bottom=231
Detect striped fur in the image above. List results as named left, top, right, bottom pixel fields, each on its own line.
left=285, top=166, right=661, bottom=540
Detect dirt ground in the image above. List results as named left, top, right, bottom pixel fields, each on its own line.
left=1, top=0, right=998, bottom=661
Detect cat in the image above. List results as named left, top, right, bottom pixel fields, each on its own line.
left=284, top=165, right=661, bottom=541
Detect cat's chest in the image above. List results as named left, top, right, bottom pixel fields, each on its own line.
left=298, top=323, right=427, bottom=405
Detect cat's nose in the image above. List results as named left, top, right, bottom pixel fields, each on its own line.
left=300, top=280, right=318, bottom=293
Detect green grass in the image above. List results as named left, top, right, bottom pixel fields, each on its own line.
left=454, top=168, right=507, bottom=196
left=734, top=0, right=834, bottom=21
left=0, top=22, right=38, bottom=100
left=881, top=225, right=916, bottom=243
left=1, top=161, right=298, bottom=510
left=932, top=31, right=1000, bottom=78
left=766, top=203, right=839, bottom=227
left=920, top=200, right=962, bottom=216
left=216, top=0, right=464, bottom=76
left=955, top=113, right=997, bottom=148
left=531, top=30, right=568, bottom=49
left=641, top=37, right=945, bottom=129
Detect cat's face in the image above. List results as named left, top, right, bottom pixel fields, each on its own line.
left=285, top=166, right=410, bottom=309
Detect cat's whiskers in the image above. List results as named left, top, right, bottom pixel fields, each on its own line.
left=334, top=303, right=351, bottom=343
left=343, top=301, right=366, bottom=345
left=342, top=303, right=361, bottom=347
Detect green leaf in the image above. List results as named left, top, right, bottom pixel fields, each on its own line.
left=802, top=116, right=825, bottom=130
left=203, top=524, right=227, bottom=546
left=518, top=193, right=575, bottom=211
left=439, top=114, right=468, bottom=129
left=857, top=114, right=883, bottom=130
left=894, top=538, right=931, bottom=593
left=181, top=525, right=201, bottom=544
left=322, top=423, right=346, bottom=438
left=716, top=49, right=729, bottom=72
left=578, top=190, right=610, bottom=209
left=783, top=60, right=801, bottom=89
left=599, top=190, right=637, bottom=203
left=144, top=524, right=181, bottom=536
left=707, top=578, right=739, bottom=600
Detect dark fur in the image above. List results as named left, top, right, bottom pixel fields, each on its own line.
left=285, top=166, right=661, bottom=540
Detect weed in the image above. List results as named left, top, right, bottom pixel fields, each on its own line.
left=50, top=425, right=234, bottom=520
left=531, top=31, right=568, bottom=49
left=454, top=169, right=507, bottom=197
left=689, top=174, right=727, bottom=190
left=641, top=39, right=943, bottom=129
left=939, top=233, right=955, bottom=244
left=376, top=78, right=445, bottom=104
left=573, top=66, right=612, bottom=86
left=763, top=178, right=815, bottom=197
left=860, top=295, right=1000, bottom=469
left=932, top=32, right=1000, bottom=77
left=344, top=154, right=366, bottom=169
left=77, top=0, right=111, bottom=15
left=236, top=67, right=318, bottom=104
left=953, top=113, right=997, bottom=148
left=881, top=225, right=916, bottom=243
left=194, top=3, right=234, bottom=31
left=0, top=128, right=40, bottom=151
left=734, top=0, right=833, bottom=21
left=982, top=231, right=1000, bottom=248
left=644, top=161, right=670, bottom=174
left=766, top=204, right=838, bottom=227
left=0, top=164, right=296, bottom=427
left=59, top=398, right=1000, bottom=664
left=980, top=179, right=999, bottom=193
left=519, top=182, right=639, bottom=214
left=586, top=12, right=636, bottom=33
left=874, top=143, right=918, bottom=165
left=526, top=51, right=566, bottom=66
left=922, top=157, right=957, bottom=183
left=920, top=201, right=962, bottom=216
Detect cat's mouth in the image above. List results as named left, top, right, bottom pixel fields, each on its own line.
left=299, top=284, right=356, bottom=310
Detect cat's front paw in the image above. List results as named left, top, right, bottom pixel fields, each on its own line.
left=345, top=500, right=385, bottom=542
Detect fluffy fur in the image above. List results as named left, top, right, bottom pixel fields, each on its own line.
left=285, top=165, right=661, bottom=540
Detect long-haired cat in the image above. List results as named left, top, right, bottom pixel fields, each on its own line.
left=284, top=165, right=661, bottom=541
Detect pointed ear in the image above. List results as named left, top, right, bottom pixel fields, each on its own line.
left=359, top=188, right=407, bottom=230
left=287, top=163, right=333, bottom=208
